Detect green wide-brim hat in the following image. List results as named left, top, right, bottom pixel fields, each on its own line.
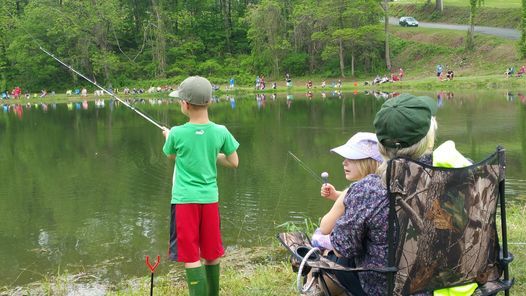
left=373, top=94, right=437, bottom=148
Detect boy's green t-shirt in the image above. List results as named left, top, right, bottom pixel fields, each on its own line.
left=163, top=122, right=239, bottom=204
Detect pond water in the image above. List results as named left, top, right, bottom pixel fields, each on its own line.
left=1, top=90, right=525, bottom=288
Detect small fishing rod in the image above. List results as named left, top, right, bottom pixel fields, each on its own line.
left=39, top=46, right=165, bottom=130
left=288, top=151, right=324, bottom=184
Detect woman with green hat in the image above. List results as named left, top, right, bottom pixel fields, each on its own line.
left=328, top=94, right=438, bottom=295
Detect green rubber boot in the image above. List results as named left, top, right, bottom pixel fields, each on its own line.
left=205, top=264, right=220, bottom=296
left=186, top=266, right=208, bottom=296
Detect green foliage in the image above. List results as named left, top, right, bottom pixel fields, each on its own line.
left=276, top=217, right=320, bottom=234
left=7, top=0, right=514, bottom=90
left=282, top=52, right=309, bottom=76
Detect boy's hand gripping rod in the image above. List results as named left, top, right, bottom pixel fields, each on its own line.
left=39, top=46, right=165, bottom=130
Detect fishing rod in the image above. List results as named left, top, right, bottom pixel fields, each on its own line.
left=39, top=46, right=165, bottom=130
left=288, top=151, right=324, bottom=184
left=3, top=7, right=165, bottom=130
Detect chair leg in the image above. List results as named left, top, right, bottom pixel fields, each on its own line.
left=318, top=274, right=331, bottom=296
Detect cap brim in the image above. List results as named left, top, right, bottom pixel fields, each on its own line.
left=169, top=90, right=180, bottom=98
left=330, top=145, right=369, bottom=160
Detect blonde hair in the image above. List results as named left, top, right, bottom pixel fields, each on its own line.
left=377, top=116, right=438, bottom=179
left=351, top=158, right=382, bottom=180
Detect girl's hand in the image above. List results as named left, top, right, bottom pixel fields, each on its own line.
left=321, top=183, right=339, bottom=201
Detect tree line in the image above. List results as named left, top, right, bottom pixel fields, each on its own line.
left=2, top=0, right=524, bottom=92
left=0, top=0, right=388, bottom=92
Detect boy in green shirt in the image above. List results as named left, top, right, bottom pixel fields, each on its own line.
left=162, top=76, right=239, bottom=296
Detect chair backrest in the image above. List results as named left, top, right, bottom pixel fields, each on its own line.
left=385, top=148, right=506, bottom=295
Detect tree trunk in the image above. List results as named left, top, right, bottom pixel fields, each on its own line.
left=383, top=0, right=391, bottom=71
left=220, top=0, right=232, bottom=54
left=351, top=52, right=355, bottom=77
left=436, top=0, right=443, bottom=12
left=520, top=0, right=526, bottom=58
left=338, top=38, right=345, bottom=77
left=309, top=43, right=315, bottom=73
left=274, top=55, right=280, bottom=78
left=151, top=0, right=166, bottom=77
left=466, top=0, right=477, bottom=50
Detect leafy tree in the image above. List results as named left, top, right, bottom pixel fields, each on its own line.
left=2, top=0, right=393, bottom=91
left=246, top=0, right=289, bottom=77
left=312, top=0, right=383, bottom=77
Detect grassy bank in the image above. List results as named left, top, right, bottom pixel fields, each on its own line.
left=2, top=23, right=523, bottom=104
left=2, top=201, right=524, bottom=295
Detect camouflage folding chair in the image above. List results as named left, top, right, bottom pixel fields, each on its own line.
left=278, top=147, right=513, bottom=296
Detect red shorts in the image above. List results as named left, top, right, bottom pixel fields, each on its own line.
left=171, top=203, right=224, bottom=263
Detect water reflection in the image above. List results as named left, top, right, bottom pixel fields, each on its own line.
left=1, top=91, right=525, bottom=289
left=506, top=91, right=526, bottom=104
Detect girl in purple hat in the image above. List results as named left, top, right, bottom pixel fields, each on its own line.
left=311, top=132, right=383, bottom=251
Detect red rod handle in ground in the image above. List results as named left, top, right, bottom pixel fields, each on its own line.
left=146, top=255, right=161, bottom=296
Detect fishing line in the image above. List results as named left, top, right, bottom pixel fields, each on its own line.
left=268, top=151, right=321, bottom=237
left=271, top=153, right=291, bottom=224
left=288, top=151, right=323, bottom=184
left=5, top=8, right=166, bottom=130
left=39, top=47, right=166, bottom=130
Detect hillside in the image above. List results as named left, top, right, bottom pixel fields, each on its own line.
left=383, top=2, right=525, bottom=86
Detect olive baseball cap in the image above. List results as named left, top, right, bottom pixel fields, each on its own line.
left=373, top=94, right=437, bottom=148
left=169, top=76, right=212, bottom=105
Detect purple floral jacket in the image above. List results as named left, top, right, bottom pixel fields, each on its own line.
left=330, top=155, right=433, bottom=295
left=330, top=174, right=388, bottom=295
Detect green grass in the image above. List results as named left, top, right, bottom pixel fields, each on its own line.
left=108, top=262, right=297, bottom=296
left=503, top=202, right=526, bottom=293
left=394, top=0, right=521, bottom=9
left=3, top=203, right=524, bottom=295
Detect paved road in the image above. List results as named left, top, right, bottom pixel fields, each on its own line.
left=389, top=17, right=520, bottom=40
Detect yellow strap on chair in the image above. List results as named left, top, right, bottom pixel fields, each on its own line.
left=433, top=283, right=478, bottom=296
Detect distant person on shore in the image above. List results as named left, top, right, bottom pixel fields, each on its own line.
left=446, top=69, right=455, bottom=80
left=285, top=73, right=292, bottom=87
left=436, top=64, right=443, bottom=80
left=229, top=77, right=235, bottom=89
left=260, top=75, right=266, bottom=90
left=399, top=68, right=404, bottom=80
left=516, top=66, right=525, bottom=77
left=505, top=67, right=515, bottom=78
